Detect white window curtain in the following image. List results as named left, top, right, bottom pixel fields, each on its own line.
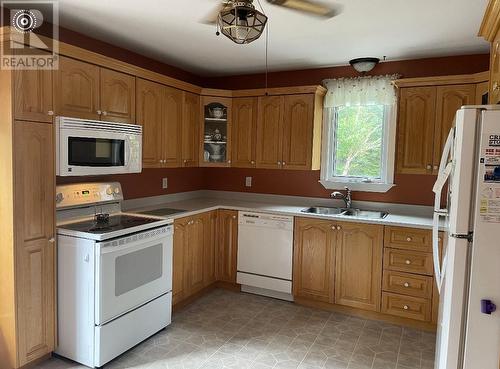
left=320, top=74, right=400, bottom=192
left=323, top=74, right=400, bottom=108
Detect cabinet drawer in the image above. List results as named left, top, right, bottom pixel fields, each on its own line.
left=383, top=248, right=433, bottom=275
left=382, top=292, right=431, bottom=322
left=384, top=226, right=432, bottom=252
left=383, top=270, right=433, bottom=298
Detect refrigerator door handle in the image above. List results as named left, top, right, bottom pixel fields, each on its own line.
left=432, top=128, right=455, bottom=294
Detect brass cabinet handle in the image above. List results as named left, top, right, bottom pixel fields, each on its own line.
left=102, top=111, right=108, bottom=116
left=336, top=226, right=341, bottom=231
left=403, top=305, right=409, bottom=310
left=426, top=164, right=432, bottom=170
left=405, top=259, right=411, bottom=265
left=97, top=110, right=102, bottom=115
left=47, top=110, right=54, bottom=116
left=403, top=282, right=410, bottom=288
left=406, top=237, right=412, bottom=242
left=251, top=160, right=255, bottom=165
left=48, top=237, right=55, bottom=244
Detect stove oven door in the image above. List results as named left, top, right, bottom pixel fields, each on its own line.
left=95, top=225, right=173, bottom=325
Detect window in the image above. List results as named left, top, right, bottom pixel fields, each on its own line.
left=320, top=75, right=398, bottom=192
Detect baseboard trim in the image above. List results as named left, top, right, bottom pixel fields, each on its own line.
left=294, top=297, right=437, bottom=332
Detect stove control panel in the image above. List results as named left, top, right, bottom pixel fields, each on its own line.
left=55, top=182, right=124, bottom=209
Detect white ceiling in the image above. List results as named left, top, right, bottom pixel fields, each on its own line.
left=57, top=0, right=490, bottom=77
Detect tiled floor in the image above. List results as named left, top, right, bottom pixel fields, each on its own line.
left=35, top=289, right=436, bottom=369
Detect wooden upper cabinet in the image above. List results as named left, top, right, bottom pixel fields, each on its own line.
left=54, top=56, right=100, bottom=120
left=335, top=222, right=383, bottom=312
left=182, top=92, right=200, bottom=167
left=293, top=218, right=335, bottom=303
left=282, top=94, right=315, bottom=170
left=490, top=33, right=500, bottom=104
left=200, top=96, right=232, bottom=167
left=217, top=209, right=238, bottom=283
left=256, top=95, right=284, bottom=169
left=136, top=78, right=163, bottom=168
left=232, top=97, right=257, bottom=168
left=433, top=85, right=475, bottom=172
left=99, top=68, right=135, bottom=123
left=397, top=87, right=436, bottom=175
left=162, top=86, right=183, bottom=167
left=14, top=69, right=53, bottom=123
left=14, top=120, right=55, bottom=366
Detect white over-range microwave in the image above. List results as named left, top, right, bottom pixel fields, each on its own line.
left=56, top=117, right=142, bottom=176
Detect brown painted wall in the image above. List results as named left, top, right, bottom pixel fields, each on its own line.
left=204, top=54, right=490, bottom=89
left=57, top=168, right=206, bottom=200
left=203, top=169, right=436, bottom=206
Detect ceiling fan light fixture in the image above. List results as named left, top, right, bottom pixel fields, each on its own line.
left=218, top=0, right=268, bottom=44
left=349, top=57, right=380, bottom=73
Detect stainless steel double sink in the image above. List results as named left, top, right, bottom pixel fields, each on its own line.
left=301, top=206, right=388, bottom=219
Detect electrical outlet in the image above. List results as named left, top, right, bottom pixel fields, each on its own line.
left=245, top=176, right=252, bottom=187
left=162, top=177, right=168, bottom=189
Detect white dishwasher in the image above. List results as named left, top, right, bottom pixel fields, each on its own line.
left=237, top=211, right=294, bottom=301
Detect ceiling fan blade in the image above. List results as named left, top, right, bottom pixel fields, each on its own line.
left=267, top=0, right=340, bottom=18
left=200, top=3, right=226, bottom=25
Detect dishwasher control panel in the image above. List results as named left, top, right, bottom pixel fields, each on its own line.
left=239, top=211, right=293, bottom=230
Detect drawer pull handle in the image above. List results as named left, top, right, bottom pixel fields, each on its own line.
left=405, top=259, right=411, bottom=265
left=403, top=305, right=409, bottom=310
left=404, top=282, right=410, bottom=288
left=406, top=237, right=412, bottom=242
left=337, top=226, right=341, bottom=231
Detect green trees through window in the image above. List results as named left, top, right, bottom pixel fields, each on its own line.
left=333, top=105, right=385, bottom=179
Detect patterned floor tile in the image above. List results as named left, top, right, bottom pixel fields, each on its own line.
left=33, top=289, right=436, bottom=369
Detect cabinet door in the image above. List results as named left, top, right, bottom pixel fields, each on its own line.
left=136, top=78, right=163, bottom=168
left=475, top=81, right=489, bottom=105
left=204, top=211, right=218, bottom=286
left=99, top=68, right=135, bottom=123
left=173, top=218, right=188, bottom=305
left=256, top=96, right=284, bottom=169
left=490, top=34, right=500, bottom=104
left=396, top=87, right=436, bottom=174
left=217, top=210, right=238, bottom=283
left=14, top=69, right=53, bottom=123
left=162, top=86, right=183, bottom=167
left=232, top=97, right=257, bottom=168
left=186, top=214, right=207, bottom=295
left=14, top=121, right=55, bottom=366
left=54, top=56, right=100, bottom=120
left=433, top=85, right=475, bottom=172
left=335, top=222, right=383, bottom=312
left=282, top=94, right=314, bottom=170
left=293, top=218, right=335, bottom=303
left=182, top=92, right=200, bottom=167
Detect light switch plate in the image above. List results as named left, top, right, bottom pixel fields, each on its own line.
left=162, top=177, right=168, bottom=189
left=245, top=177, right=252, bottom=187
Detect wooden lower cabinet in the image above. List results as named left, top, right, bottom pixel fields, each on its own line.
left=173, top=212, right=213, bottom=305
left=335, top=222, right=384, bottom=312
left=173, top=210, right=234, bottom=305
left=14, top=120, right=56, bottom=366
left=293, top=218, right=335, bottom=302
left=216, top=209, right=239, bottom=283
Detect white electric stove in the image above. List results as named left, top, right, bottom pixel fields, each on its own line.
left=55, top=182, right=173, bottom=368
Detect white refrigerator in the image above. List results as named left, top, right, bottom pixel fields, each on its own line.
left=433, top=106, right=500, bottom=369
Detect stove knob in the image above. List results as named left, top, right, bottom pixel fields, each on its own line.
left=56, top=192, right=64, bottom=203
left=114, top=187, right=120, bottom=194
left=106, top=187, right=113, bottom=195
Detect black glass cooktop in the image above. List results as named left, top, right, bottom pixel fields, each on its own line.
left=61, top=214, right=160, bottom=234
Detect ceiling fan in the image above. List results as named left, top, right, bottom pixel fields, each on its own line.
left=201, top=0, right=341, bottom=25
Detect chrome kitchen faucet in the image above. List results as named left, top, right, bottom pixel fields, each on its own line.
left=331, top=187, right=352, bottom=209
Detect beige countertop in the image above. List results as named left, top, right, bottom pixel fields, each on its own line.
left=127, top=196, right=437, bottom=230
